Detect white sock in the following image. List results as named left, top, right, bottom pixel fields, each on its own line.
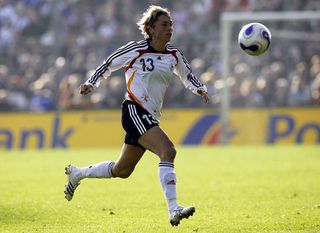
left=159, top=162, right=179, bottom=214
left=78, top=161, right=115, bottom=179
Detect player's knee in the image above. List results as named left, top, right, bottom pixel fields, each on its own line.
left=112, top=166, right=133, bottom=179
left=118, top=171, right=131, bottom=178
left=161, top=146, right=176, bottom=161
left=116, top=169, right=133, bottom=178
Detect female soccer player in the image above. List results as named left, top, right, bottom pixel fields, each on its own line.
left=64, top=5, right=209, bottom=226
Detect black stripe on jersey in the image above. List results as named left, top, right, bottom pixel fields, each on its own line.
left=93, top=40, right=147, bottom=80
left=89, top=41, right=148, bottom=84
left=88, top=40, right=148, bottom=85
left=115, top=41, right=136, bottom=52
left=167, top=44, right=192, bottom=72
left=105, top=40, right=148, bottom=66
left=114, top=39, right=147, bottom=54
left=88, top=62, right=109, bottom=85
left=187, top=73, right=202, bottom=88
left=167, top=44, right=203, bottom=88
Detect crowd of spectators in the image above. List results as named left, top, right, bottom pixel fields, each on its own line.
left=0, top=0, right=319, bottom=112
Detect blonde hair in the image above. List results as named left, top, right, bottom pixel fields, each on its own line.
left=137, top=5, right=171, bottom=39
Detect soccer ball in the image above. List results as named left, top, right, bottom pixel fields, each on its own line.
left=238, top=23, right=271, bottom=56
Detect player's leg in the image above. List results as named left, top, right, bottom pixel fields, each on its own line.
left=138, top=125, right=176, bottom=162
left=69, top=143, right=144, bottom=179
left=138, top=126, right=179, bottom=213
left=138, top=126, right=195, bottom=226
left=112, top=143, right=145, bottom=178
left=64, top=143, right=145, bottom=201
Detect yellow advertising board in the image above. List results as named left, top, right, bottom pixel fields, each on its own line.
left=0, top=108, right=319, bottom=150
left=0, top=111, right=124, bottom=149
left=265, top=108, right=320, bottom=144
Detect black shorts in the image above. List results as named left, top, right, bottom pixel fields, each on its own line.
left=121, top=100, right=159, bottom=149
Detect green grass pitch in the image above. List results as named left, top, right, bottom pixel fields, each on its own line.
left=0, top=145, right=319, bottom=233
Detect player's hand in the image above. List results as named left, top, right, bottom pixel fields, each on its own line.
left=197, top=89, right=210, bottom=104
left=79, top=84, right=94, bottom=95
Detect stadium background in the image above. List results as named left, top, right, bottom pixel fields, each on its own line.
left=0, top=0, right=319, bottom=149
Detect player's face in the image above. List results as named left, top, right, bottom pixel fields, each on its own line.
left=150, top=14, right=173, bottom=43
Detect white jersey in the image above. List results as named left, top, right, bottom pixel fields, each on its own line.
left=85, top=39, right=207, bottom=121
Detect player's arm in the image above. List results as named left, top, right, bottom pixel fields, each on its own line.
left=173, top=50, right=209, bottom=103
left=80, top=41, right=137, bottom=95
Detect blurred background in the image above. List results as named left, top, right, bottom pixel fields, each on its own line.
left=0, top=0, right=319, bottom=148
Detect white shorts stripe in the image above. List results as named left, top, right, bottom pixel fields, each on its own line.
left=131, top=105, right=147, bottom=133
left=128, top=105, right=143, bottom=134
left=128, top=105, right=146, bottom=135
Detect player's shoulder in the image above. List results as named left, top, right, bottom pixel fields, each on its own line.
left=166, top=42, right=179, bottom=51
left=117, top=39, right=148, bottom=51
left=166, top=43, right=184, bottom=56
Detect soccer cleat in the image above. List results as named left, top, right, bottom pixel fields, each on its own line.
left=169, top=206, right=195, bottom=226
left=64, top=164, right=82, bottom=201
